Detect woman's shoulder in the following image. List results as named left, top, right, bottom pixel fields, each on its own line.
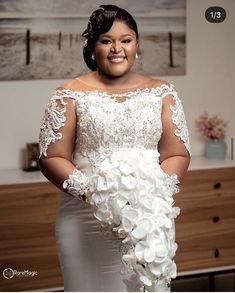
left=132, top=73, right=170, bottom=88
left=56, top=73, right=93, bottom=92
left=147, top=77, right=171, bottom=88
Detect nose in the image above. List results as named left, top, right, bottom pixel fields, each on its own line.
left=110, top=41, right=122, bottom=53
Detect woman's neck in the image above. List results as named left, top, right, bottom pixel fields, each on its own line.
left=93, top=70, right=142, bottom=89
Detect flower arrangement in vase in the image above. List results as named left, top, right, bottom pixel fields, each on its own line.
left=196, top=112, right=228, bottom=159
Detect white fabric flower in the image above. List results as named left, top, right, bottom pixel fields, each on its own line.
left=86, top=147, right=180, bottom=290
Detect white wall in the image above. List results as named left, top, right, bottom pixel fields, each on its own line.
left=0, top=0, right=234, bottom=170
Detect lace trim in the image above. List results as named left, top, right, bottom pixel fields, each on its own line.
left=162, top=84, right=191, bottom=157
left=165, top=173, right=180, bottom=195
left=62, top=168, right=90, bottom=200
left=54, top=83, right=174, bottom=101
left=38, top=91, right=75, bottom=158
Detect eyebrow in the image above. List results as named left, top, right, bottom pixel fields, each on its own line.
left=99, top=34, right=134, bottom=38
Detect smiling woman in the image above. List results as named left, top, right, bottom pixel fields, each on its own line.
left=38, top=4, right=191, bottom=292
left=94, top=22, right=138, bottom=78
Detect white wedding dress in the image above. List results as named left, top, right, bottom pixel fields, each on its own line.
left=39, top=79, right=191, bottom=292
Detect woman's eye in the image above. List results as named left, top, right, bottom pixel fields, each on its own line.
left=100, top=39, right=111, bottom=44
left=122, top=39, right=132, bottom=43
left=100, top=39, right=132, bottom=44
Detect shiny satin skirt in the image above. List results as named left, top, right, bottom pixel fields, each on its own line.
left=55, top=192, right=142, bottom=292
left=55, top=155, right=138, bottom=291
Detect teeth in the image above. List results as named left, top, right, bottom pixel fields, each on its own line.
left=109, top=57, right=125, bottom=59
left=108, top=57, right=126, bottom=63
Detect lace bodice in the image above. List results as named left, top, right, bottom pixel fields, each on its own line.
left=39, top=83, right=191, bottom=171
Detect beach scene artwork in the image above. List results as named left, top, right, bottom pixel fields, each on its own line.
left=0, top=0, right=186, bottom=80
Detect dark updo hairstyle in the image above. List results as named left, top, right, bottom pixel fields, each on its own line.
left=82, top=5, right=139, bottom=71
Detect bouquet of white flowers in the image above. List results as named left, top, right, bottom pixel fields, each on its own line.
left=87, top=147, right=180, bottom=292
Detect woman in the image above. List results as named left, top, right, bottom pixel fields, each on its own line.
left=38, top=4, right=191, bottom=292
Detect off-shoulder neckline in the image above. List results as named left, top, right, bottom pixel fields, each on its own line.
left=55, top=82, right=174, bottom=98
left=74, top=76, right=155, bottom=91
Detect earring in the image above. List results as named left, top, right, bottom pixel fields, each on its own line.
left=136, top=53, right=139, bottom=59
left=91, top=53, right=95, bottom=60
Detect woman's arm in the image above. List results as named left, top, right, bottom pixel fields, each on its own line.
left=158, top=84, right=191, bottom=182
left=38, top=90, right=89, bottom=199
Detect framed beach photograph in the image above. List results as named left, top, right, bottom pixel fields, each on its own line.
left=0, top=0, right=186, bottom=80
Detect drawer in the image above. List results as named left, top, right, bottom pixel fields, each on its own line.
left=175, top=239, right=235, bottom=272
left=175, top=201, right=235, bottom=223
left=181, top=167, right=235, bottom=188
left=175, top=167, right=235, bottom=221
left=175, top=217, right=235, bottom=272
left=180, top=168, right=235, bottom=195
left=176, top=216, right=235, bottom=241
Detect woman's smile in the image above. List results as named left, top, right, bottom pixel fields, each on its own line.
left=107, top=55, right=127, bottom=63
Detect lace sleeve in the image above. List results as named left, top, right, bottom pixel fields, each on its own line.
left=158, top=83, right=191, bottom=163
left=39, top=88, right=76, bottom=159
left=38, top=88, right=90, bottom=200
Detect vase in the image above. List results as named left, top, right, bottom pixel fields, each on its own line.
left=205, top=140, right=227, bottom=160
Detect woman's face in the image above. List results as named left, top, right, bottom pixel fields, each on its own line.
left=94, top=21, right=138, bottom=78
